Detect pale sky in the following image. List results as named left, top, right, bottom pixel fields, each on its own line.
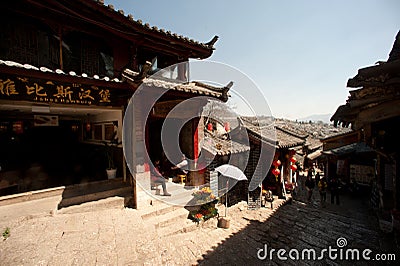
left=106, top=0, right=399, bottom=120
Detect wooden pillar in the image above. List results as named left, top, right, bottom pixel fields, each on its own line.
left=177, top=61, right=188, bottom=82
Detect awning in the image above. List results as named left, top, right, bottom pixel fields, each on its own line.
left=307, top=149, right=322, bottom=161
left=322, top=142, right=375, bottom=156
left=202, top=131, right=250, bottom=156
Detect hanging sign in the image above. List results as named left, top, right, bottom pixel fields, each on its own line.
left=34, top=115, right=59, bottom=126
left=0, top=74, right=116, bottom=105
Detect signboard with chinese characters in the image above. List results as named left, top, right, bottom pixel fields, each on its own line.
left=0, top=74, right=118, bottom=105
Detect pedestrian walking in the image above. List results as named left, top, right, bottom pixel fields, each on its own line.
left=291, top=172, right=298, bottom=199
left=318, top=177, right=327, bottom=207
left=329, top=177, right=340, bottom=205
left=305, top=175, right=315, bottom=202
left=315, top=172, right=321, bottom=189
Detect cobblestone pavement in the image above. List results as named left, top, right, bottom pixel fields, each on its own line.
left=0, top=179, right=399, bottom=265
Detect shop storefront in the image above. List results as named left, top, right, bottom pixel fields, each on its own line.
left=0, top=65, right=128, bottom=196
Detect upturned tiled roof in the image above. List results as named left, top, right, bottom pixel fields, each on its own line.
left=322, top=142, right=375, bottom=156
left=240, top=117, right=305, bottom=149
left=275, top=127, right=306, bottom=148
left=202, top=131, right=250, bottom=156
left=307, top=149, right=322, bottom=161
left=305, top=137, right=323, bottom=151
left=143, top=79, right=227, bottom=99
left=89, top=0, right=217, bottom=53
left=332, top=30, right=400, bottom=128
left=388, top=30, right=400, bottom=62
left=122, top=68, right=230, bottom=100
left=0, top=59, right=231, bottom=100
left=239, top=117, right=276, bottom=145
left=0, top=60, right=121, bottom=83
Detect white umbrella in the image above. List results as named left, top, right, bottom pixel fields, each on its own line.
left=215, top=164, right=247, bottom=181
left=215, top=164, right=248, bottom=216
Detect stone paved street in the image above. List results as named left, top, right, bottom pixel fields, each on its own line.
left=0, top=181, right=399, bottom=265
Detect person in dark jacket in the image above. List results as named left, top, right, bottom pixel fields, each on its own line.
left=151, top=160, right=171, bottom=196
left=305, top=175, right=315, bottom=202
left=329, top=177, right=340, bottom=205
left=318, top=177, right=328, bottom=207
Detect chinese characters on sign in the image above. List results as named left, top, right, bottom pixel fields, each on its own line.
left=0, top=78, right=19, bottom=96
left=0, top=75, right=113, bottom=105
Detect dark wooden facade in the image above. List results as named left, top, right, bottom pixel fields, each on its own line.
left=0, top=0, right=225, bottom=206
left=331, top=30, right=400, bottom=210
left=229, top=117, right=305, bottom=207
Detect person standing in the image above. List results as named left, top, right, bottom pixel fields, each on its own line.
left=329, top=177, right=340, bottom=205
left=315, top=172, right=321, bottom=189
left=318, top=176, right=328, bottom=207
left=305, top=175, right=315, bottom=203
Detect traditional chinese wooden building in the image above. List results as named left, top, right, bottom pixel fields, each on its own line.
left=201, top=119, right=250, bottom=206
left=230, top=117, right=305, bottom=207
left=331, top=30, right=400, bottom=210
left=0, top=0, right=226, bottom=208
left=321, top=129, right=377, bottom=189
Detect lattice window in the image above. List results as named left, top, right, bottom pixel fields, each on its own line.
left=7, top=24, right=39, bottom=65
left=48, top=36, right=60, bottom=68
left=81, top=39, right=100, bottom=76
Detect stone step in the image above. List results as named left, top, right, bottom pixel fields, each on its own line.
left=157, top=217, right=200, bottom=237
left=60, top=178, right=131, bottom=198
left=57, top=196, right=127, bottom=214
left=139, top=201, right=180, bottom=221
left=58, top=186, right=132, bottom=209
left=0, top=186, right=65, bottom=206
left=139, top=202, right=202, bottom=237
left=153, top=208, right=189, bottom=229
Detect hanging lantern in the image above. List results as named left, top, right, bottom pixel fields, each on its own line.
left=224, top=122, right=230, bottom=132
left=271, top=168, right=277, bottom=176
left=272, top=160, right=281, bottom=167
left=207, top=123, right=213, bottom=131
left=86, top=122, right=91, bottom=132
left=272, top=168, right=280, bottom=176
left=290, top=157, right=297, bottom=164
left=291, top=164, right=298, bottom=171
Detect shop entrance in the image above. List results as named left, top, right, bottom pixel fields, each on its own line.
left=0, top=102, right=123, bottom=196
left=146, top=116, right=196, bottom=180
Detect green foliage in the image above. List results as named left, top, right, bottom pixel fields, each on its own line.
left=103, top=139, right=120, bottom=170
left=2, top=227, right=10, bottom=240
left=189, top=202, right=219, bottom=223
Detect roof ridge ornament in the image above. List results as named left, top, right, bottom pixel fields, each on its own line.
left=204, top=35, right=219, bottom=47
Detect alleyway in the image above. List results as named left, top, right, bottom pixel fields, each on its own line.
left=0, top=182, right=399, bottom=265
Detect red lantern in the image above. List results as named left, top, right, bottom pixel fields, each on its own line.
left=272, top=168, right=281, bottom=176
left=271, top=168, right=277, bottom=176
left=224, top=122, right=230, bottom=132
left=290, top=157, right=297, bottom=164
left=291, top=164, right=298, bottom=171
left=207, top=123, right=213, bottom=131
left=272, top=160, right=281, bottom=167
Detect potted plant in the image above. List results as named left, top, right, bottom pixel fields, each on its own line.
left=103, top=139, right=119, bottom=179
